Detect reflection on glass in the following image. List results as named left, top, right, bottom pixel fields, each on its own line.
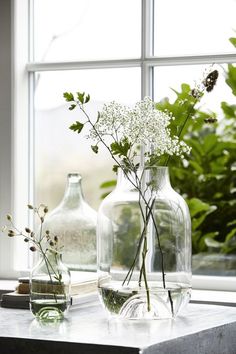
left=154, top=0, right=236, bottom=56
left=34, top=68, right=141, bottom=211
left=33, top=0, right=141, bottom=61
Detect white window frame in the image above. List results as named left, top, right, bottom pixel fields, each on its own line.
left=0, top=0, right=31, bottom=278
left=0, top=0, right=14, bottom=278
left=1, top=0, right=236, bottom=289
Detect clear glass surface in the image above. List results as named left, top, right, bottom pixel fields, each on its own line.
left=34, top=68, right=141, bottom=211
left=43, top=174, right=97, bottom=271
left=154, top=0, right=236, bottom=56
left=33, top=0, right=141, bottom=61
left=97, top=167, right=192, bottom=319
left=30, top=253, right=71, bottom=321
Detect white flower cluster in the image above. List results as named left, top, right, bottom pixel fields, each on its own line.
left=89, top=97, right=191, bottom=158
left=89, top=101, right=129, bottom=141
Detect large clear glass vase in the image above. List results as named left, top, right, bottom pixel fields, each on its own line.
left=43, top=173, right=97, bottom=271
left=30, top=252, right=71, bottom=321
left=97, top=167, right=191, bottom=319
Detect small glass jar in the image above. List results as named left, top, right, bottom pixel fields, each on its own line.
left=30, top=251, right=71, bottom=321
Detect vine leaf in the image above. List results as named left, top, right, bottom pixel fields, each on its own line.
left=91, top=145, right=99, bottom=154
left=63, top=92, right=74, bottom=102
left=70, top=121, right=84, bottom=134
left=110, top=138, right=131, bottom=157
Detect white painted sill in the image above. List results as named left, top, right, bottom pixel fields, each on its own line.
left=0, top=279, right=235, bottom=308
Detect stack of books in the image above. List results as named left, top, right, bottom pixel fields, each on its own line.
left=0, top=271, right=98, bottom=309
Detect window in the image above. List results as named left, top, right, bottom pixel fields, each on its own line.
left=1, top=0, right=236, bottom=288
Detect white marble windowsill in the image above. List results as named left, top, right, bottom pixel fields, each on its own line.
left=0, top=299, right=236, bottom=354
left=1, top=279, right=236, bottom=353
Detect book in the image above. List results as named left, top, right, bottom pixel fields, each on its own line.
left=1, top=292, right=30, bottom=309
left=1, top=271, right=98, bottom=309
left=17, top=271, right=97, bottom=295
left=0, top=291, right=98, bottom=309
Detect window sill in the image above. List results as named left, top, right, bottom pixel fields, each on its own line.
left=0, top=287, right=236, bottom=353
left=0, top=279, right=17, bottom=297
left=191, top=289, right=236, bottom=307
left=1, top=279, right=236, bottom=306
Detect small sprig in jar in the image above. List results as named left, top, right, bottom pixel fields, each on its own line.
left=2, top=204, right=71, bottom=322
left=3, top=204, right=62, bottom=255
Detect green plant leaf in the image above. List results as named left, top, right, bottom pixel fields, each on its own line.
left=110, top=138, right=131, bottom=157
left=188, top=198, right=211, bottom=217
left=221, top=101, right=236, bottom=119
left=225, top=227, right=236, bottom=243
left=229, top=37, right=236, bottom=48
left=189, top=161, right=203, bottom=174
left=226, top=64, right=236, bottom=96
left=198, top=231, right=219, bottom=251
left=70, top=121, right=84, bottom=133
left=69, top=104, right=77, bottom=111
left=188, top=140, right=204, bottom=160
left=85, top=94, right=90, bottom=103
left=100, top=191, right=112, bottom=199
left=100, top=180, right=116, bottom=189
left=77, top=92, right=85, bottom=104
left=202, top=134, right=218, bottom=154
left=63, top=92, right=74, bottom=102
left=227, top=220, right=236, bottom=227
left=91, top=145, right=99, bottom=154
left=112, top=165, right=119, bottom=173
left=204, top=237, right=223, bottom=249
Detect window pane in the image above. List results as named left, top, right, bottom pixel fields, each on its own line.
left=154, top=64, right=236, bottom=277
left=154, top=0, right=236, bottom=56
left=33, top=0, right=141, bottom=61
left=34, top=68, right=141, bottom=211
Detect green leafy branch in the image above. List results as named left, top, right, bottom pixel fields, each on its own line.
left=63, top=92, right=168, bottom=312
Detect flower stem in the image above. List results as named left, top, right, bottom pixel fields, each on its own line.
left=168, top=290, right=174, bottom=317
left=122, top=198, right=155, bottom=286
left=141, top=234, right=151, bottom=311
left=76, top=102, right=168, bottom=312
left=38, top=244, right=58, bottom=303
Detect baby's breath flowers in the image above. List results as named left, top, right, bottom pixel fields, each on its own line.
left=91, top=97, right=191, bottom=159
left=73, top=95, right=191, bottom=164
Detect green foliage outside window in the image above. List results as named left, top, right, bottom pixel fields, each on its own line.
left=156, top=59, right=236, bottom=256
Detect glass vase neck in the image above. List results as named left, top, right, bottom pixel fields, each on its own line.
left=60, top=173, right=84, bottom=208
left=40, top=251, right=62, bottom=263
left=116, top=166, right=171, bottom=191
left=145, top=166, right=171, bottom=190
